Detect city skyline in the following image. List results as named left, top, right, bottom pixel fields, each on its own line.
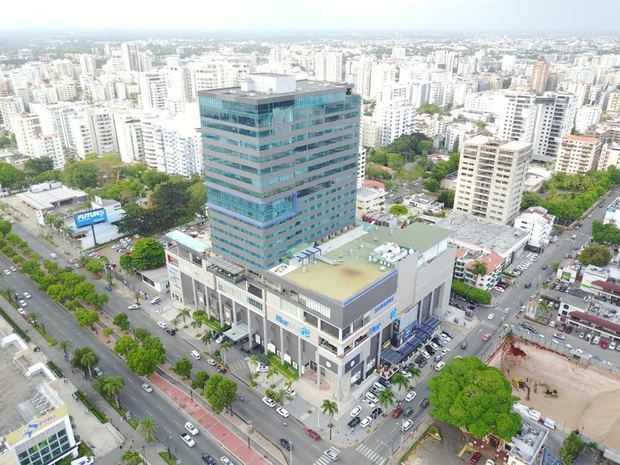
left=1, top=0, right=620, bottom=33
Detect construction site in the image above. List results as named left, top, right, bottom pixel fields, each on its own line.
left=488, top=337, right=620, bottom=450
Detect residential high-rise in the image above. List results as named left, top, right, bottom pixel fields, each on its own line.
left=199, top=73, right=361, bottom=269
left=139, top=71, right=168, bottom=110
left=499, top=91, right=537, bottom=144
left=114, top=112, right=144, bottom=163
left=121, top=43, right=142, bottom=72
left=532, top=92, right=577, bottom=162
left=607, top=91, right=620, bottom=113
left=554, top=134, right=602, bottom=174
left=454, top=135, right=531, bottom=225
left=12, top=113, right=41, bottom=156
left=79, top=53, right=97, bottom=76
left=32, top=133, right=66, bottom=169
left=0, top=96, right=25, bottom=130
left=86, top=108, right=117, bottom=155
left=597, top=142, right=620, bottom=171
left=530, top=58, right=550, bottom=94
left=313, top=52, right=344, bottom=82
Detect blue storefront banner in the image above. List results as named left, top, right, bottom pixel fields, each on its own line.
left=74, top=208, right=107, bottom=228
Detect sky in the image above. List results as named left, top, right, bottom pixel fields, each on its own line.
left=1, top=0, right=619, bottom=33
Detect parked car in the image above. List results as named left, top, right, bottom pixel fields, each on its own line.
left=405, top=391, right=417, bottom=402
left=361, top=397, right=376, bottom=409
left=128, top=303, right=140, bottom=310
left=371, top=407, right=383, bottom=419
left=180, top=433, right=195, bottom=447
left=469, top=452, right=482, bottom=465
left=348, top=416, right=361, bottom=428
left=435, top=362, right=446, bottom=371
left=350, top=405, right=363, bottom=417
left=23, top=292, right=32, bottom=299
left=202, top=455, right=217, bottom=465
left=184, top=422, right=199, bottom=436
left=391, top=406, right=403, bottom=419
left=401, top=420, right=414, bottom=432
left=305, top=428, right=321, bottom=441
left=262, top=397, right=276, bottom=408
left=360, top=416, right=373, bottom=428
left=190, top=350, right=201, bottom=360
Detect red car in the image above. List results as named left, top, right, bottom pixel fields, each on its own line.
left=391, top=406, right=404, bottom=419
left=305, top=428, right=321, bottom=441
left=217, top=365, right=227, bottom=373
left=469, top=452, right=481, bottom=465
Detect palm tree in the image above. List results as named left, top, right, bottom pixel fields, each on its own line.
left=28, top=312, right=39, bottom=324
left=190, top=317, right=203, bottom=332
left=220, top=340, right=231, bottom=365
left=321, top=399, right=338, bottom=440
left=59, top=339, right=72, bottom=355
left=102, top=375, right=125, bottom=409
left=121, top=450, right=142, bottom=465
left=177, top=308, right=190, bottom=326
left=201, top=331, right=213, bottom=348
left=138, top=416, right=157, bottom=443
left=250, top=354, right=260, bottom=369
left=266, top=365, right=278, bottom=380
left=407, top=365, right=421, bottom=379
left=391, top=372, right=409, bottom=392
left=377, top=388, right=396, bottom=412
left=80, top=349, right=98, bottom=378
left=471, top=261, right=488, bottom=284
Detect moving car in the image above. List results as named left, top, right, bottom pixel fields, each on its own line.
left=482, top=333, right=492, bottom=341
left=184, top=422, right=199, bottom=436
left=435, top=362, right=446, bottom=371
left=92, top=366, right=103, bottom=378
left=323, top=448, right=340, bottom=462
left=156, top=321, right=167, bottom=329
left=220, top=456, right=233, bottom=465
left=461, top=341, right=468, bottom=350
left=553, top=333, right=565, bottom=340
left=279, top=439, right=292, bottom=451
left=201, top=456, right=216, bottom=465
left=180, top=432, right=195, bottom=447
left=401, top=420, right=414, bottom=432
left=403, top=407, right=414, bottom=417
left=10, top=266, right=17, bottom=272
left=276, top=407, right=289, bottom=418
left=487, top=313, right=495, bottom=320
left=420, top=397, right=430, bottom=408
left=262, top=396, right=276, bottom=408
left=207, top=359, right=217, bottom=366
left=141, top=383, right=153, bottom=393
left=190, top=350, right=201, bottom=360
left=128, top=304, right=140, bottom=310
left=50, top=253, right=58, bottom=259
left=165, top=328, right=176, bottom=336
left=391, top=406, right=403, bottom=419
left=305, top=428, right=321, bottom=441
left=405, top=391, right=417, bottom=402
left=3, top=269, right=11, bottom=275
left=150, top=297, right=161, bottom=304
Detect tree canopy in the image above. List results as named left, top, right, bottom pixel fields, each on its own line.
left=121, top=238, right=165, bottom=271
left=390, top=204, right=408, bottom=216
left=591, top=220, right=620, bottom=245
left=578, top=243, right=611, bottom=267
left=0, top=162, right=25, bottom=189
left=125, top=335, right=166, bottom=376
left=428, top=356, right=521, bottom=440
left=204, top=374, right=237, bottom=413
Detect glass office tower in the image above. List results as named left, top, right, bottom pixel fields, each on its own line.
left=199, top=74, right=361, bottom=269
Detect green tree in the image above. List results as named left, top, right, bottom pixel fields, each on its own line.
left=0, top=162, right=25, bottom=189
left=128, top=238, right=165, bottom=270
left=113, top=313, right=131, bottom=331
left=559, top=431, right=585, bottom=465
left=114, top=335, right=139, bottom=356
left=101, top=375, right=125, bottom=409
left=389, top=204, right=408, bottom=216
left=103, top=327, right=114, bottom=338
left=437, top=190, right=455, bottom=208
left=423, top=178, right=440, bottom=192
left=377, top=388, right=396, bottom=411
left=0, top=218, right=12, bottom=235
left=72, top=346, right=99, bottom=378
left=75, top=308, right=100, bottom=328
left=428, top=356, right=521, bottom=440
left=578, top=243, right=611, bottom=267
left=85, top=258, right=105, bottom=275
left=141, top=170, right=169, bottom=190
left=471, top=261, right=488, bottom=277
left=191, top=371, right=209, bottom=390
left=174, top=357, right=193, bottom=380
left=134, top=327, right=151, bottom=342
left=24, top=157, right=54, bottom=178
left=386, top=152, right=405, bottom=170
left=204, top=374, right=237, bottom=414
left=126, top=335, right=166, bottom=376
left=321, top=399, right=338, bottom=440
left=407, top=365, right=421, bottom=379
left=220, top=340, right=231, bottom=365
left=177, top=307, right=191, bottom=326
left=59, top=339, right=72, bottom=355
left=121, top=450, right=143, bottom=465
left=67, top=162, right=99, bottom=189
left=138, top=416, right=157, bottom=443
left=591, top=220, right=620, bottom=245
left=391, top=372, right=409, bottom=392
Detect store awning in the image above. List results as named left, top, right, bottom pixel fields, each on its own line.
left=224, top=323, right=249, bottom=342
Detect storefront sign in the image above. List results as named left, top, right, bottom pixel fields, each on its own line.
left=74, top=208, right=107, bottom=228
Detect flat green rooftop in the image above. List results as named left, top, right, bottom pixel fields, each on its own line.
left=281, top=222, right=452, bottom=302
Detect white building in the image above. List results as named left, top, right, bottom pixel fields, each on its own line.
left=372, top=100, right=415, bottom=146
left=357, top=147, right=367, bottom=188
left=356, top=187, right=386, bottom=217
left=361, top=117, right=381, bottom=148
left=604, top=197, right=620, bottom=225
left=121, top=42, right=142, bottom=72
left=12, top=113, right=41, bottom=157
left=113, top=112, right=144, bottom=164
left=79, top=53, right=97, bottom=76
left=86, top=108, right=118, bottom=155
left=575, top=105, right=602, bottom=133
left=514, top=206, right=555, bottom=251
left=554, top=134, right=601, bottom=174
left=69, top=116, right=94, bottom=159
left=532, top=92, right=577, bottom=162
left=499, top=90, right=537, bottom=144
left=30, top=102, right=78, bottom=151
left=139, top=71, right=168, bottom=110
left=0, top=96, right=25, bottom=130
left=597, top=142, right=620, bottom=171
left=454, top=135, right=531, bottom=225
left=313, top=51, right=344, bottom=83
left=188, top=60, right=252, bottom=98
left=32, top=133, right=66, bottom=169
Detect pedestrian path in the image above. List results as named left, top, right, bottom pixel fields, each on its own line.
left=149, top=372, right=271, bottom=465
left=311, top=448, right=343, bottom=465
left=355, top=444, right=387, bottom=465
left=479, top=320, right=499, bottom=330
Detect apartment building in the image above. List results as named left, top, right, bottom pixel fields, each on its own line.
left=454, top=135, right=531, bottom=225
left=554, top=134, right=602, bottom=174
left=514, top=206, right=555, bottom=252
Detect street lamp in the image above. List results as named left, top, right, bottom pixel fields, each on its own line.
left=166, top=435, right=172, bottom=458
left=289, top=440, right=293, bottom=465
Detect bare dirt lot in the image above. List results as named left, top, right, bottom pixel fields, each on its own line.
left=489, top=339, right=620, bottom=450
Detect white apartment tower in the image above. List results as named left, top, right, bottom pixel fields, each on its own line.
left=32, top=133, right=66, bottom=169
left=554, top=134, right=602, bottom=174
left=121, top=43, right=142, bottom=72
left=87, top=108, right=118, bottom=154
left=532, top=92, right=577, bottom=162
left=0, top=96, right=25, bottom=130
left=79, top=54, right=97, bottom=76
left=454, top=135, right=531, bottom=225
left=313, top=52, right=344, bottom=83
left=12, top=113, right=41, bottom=156
left=499, top=91, right=537, bottom=144
left=139, top=71, right=168, bottom=110
left=114, top=112, right=144, bottom=164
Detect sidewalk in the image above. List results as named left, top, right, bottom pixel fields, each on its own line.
left=149, top=372, right=276, bottom=465
left=0, top=297, right=168, bottom=465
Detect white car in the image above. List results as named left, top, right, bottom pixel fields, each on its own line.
left=276, top=407, right=290, bottom=418
left=365, top=391, right=378, bottom=402
left=141, top=383, right=153, bottom=393
left=285, top=388, right=296, bottom=397
left=50, top=253, right=58, bottom=259
left=256, top=364, right=269, bottom=373
left=350, top=405, right=363, bottom=417
left=184, top=421, right=199, bottom=435
left=207, top=358, right=217, bottom=366
left=10, top=266, right=17, bottom=272
left=549, top=321, right=556, bottom=328
left=23, top=292, right=32, bottom=299
left=435, top=362, right=446, bottom=371
left=566, top=343, right=573, bottom=350
left=429, top=342, right=440, bottom=351
left=18, top=300, right=27, bottom=307
left=262, top=396, right=276, bottom=408
left=487, top=313, right=495, bottom=320
left=220, top=457, right=233, bottom=465
left=18, top=308, right=27, bottom=315
left=401, top=420, right=414, bottom=432
left=3, top=269, right=11, bottom=275
left=190, top=350, right=201, bottom=360
left=421, top=351, right=431, bottom=359
left=400, top=369, right=412, bottom=378
left=150, top=296, right=161, bottom=304
left=361, top=397, right=376, bottom=409
left=485, top=460, right=495, bottom=465
left=405, top=391, right=417, bottom=402
left=323, top=448, right=340, bottom=462
left=360, top=416, right=373, bottom=428
left=441, top=347, right=450, bottom=356
left=156, top=321, right=167, bottom=329
left=180, top=433, right=195, bottom=447
left=128, top=304, right=140, bottom=310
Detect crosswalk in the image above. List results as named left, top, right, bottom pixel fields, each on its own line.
left=312, top=448, right=342, bottom=465
left=355, top=444, right=387, bottom=465
left=479, top=320, right=498, bottom=330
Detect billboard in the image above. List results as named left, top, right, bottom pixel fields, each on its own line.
left=74, top=208, right=107, bottom=228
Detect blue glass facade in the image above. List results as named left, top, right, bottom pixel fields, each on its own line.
left=200, top=79, right=361, bottom=269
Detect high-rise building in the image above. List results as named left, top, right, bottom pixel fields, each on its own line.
left=121, top=43, right=142, bottom=72
left=454, top=135, right=531, bottom=225
left=574, top=105, right=602, bottom=133
left=530, top=58, right=550, bottom=94
left=313, top=52, right=344, bottom=83
left=0, top=96, right=25, bottom=130
left=69, top=116, right=94, bottom=158
left=372, top=99, right=415, bottom=146
left=499, top=91, right=537, bottom=144
left=86, top=108, right=117, bottom=155
left=199, top=74, right=360, bottom=269
left=114, top=112, right=144, bottom=164
left=12, top=113, right=41, bottom=156
left=532, top=92, right=577, bottom=162
left=30, top=102, right=78, bottom=151
left=138, top=71, right=168, bottom=110
left=554, top=134, right=602, bottom=174
left=79, top=53, right=97, bottom=76
left=597, top=142, right=620, bottom=171
left=607, top=91, right=620, bottom=113
left=32, top=133, right=66, bottom=169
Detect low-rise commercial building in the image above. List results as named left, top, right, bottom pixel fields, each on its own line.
left=165, top=221, right=455, bottom=401
left=453, top=248, right=503, bottom=291
left=514, top=206, right=555, bottom=252
left=355, top=187, right=386, bottom=218
left=604, top=197, right=620, bottom=225
left=405, top=193, right=444, bottom=215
